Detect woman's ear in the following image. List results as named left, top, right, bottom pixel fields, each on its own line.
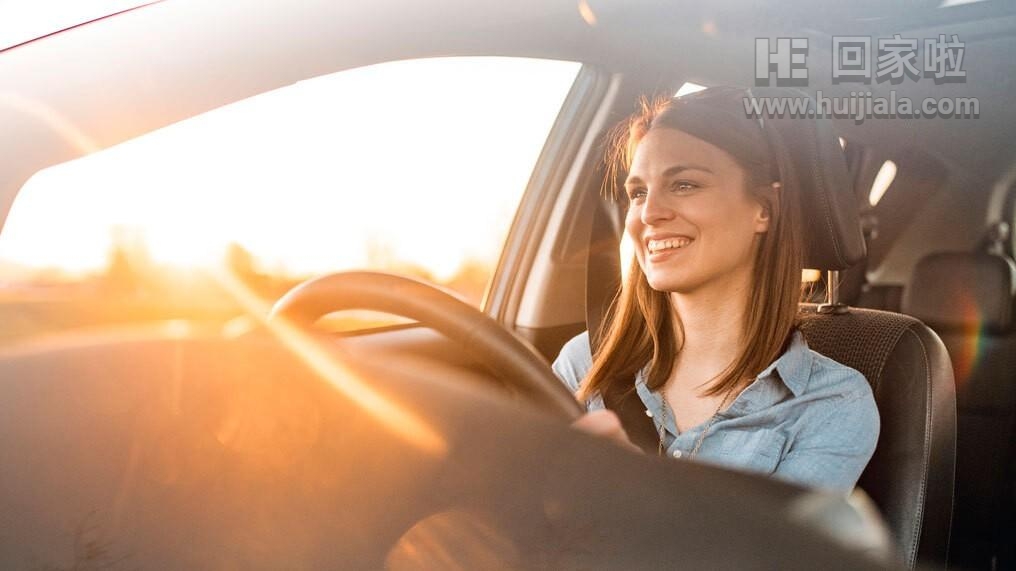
left=753, top=182, right=780, bottom=233
left=754, top=206, right=771, bottom=233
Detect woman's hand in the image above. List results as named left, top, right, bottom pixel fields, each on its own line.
left=571, top=409, right=642, bottom=453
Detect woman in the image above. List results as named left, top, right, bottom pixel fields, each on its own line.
left=552, top=88, right=879, bottom=493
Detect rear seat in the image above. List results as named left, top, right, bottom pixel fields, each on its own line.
left=834, top=247, right=902, bottom=312
left=902, top=251, right=1016, bottom=570
left=855, top=283, right=904, bottom=312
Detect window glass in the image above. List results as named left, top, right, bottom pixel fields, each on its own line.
left=0, top=57, right=581, bottom=338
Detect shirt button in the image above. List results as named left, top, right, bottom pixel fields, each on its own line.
left=645, top=409, right=653, bottom=418
left=672, top=450, right=683, bottom=458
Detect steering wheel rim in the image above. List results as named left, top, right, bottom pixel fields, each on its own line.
left=268, top=271, right=583, bottom=420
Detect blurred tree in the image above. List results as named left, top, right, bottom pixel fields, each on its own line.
left=104, top=245, right=137, bottom=295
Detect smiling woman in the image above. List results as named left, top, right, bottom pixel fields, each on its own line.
left=558, top=89, right=880, bottom=493
left=0, top=56, right=580, bottom=333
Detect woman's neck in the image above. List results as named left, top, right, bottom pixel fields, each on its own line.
left=667, top=272, right=751, bottom=391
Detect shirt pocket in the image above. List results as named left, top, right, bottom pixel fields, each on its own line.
left=712, top=428, right=787, bottom=476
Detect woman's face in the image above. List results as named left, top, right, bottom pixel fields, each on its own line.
left=624, top=127, right=770, bottom=295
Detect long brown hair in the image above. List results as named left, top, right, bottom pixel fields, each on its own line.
left=578, top=90, right=805, bottom=401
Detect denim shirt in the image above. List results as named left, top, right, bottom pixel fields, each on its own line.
left=551, top=330, right=880, bottom=493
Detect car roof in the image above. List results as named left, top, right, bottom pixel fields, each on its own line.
left=0, top=0, right=161, bottom=51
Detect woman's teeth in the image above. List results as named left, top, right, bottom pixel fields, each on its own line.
left=648, top=237, right=692, bottom=254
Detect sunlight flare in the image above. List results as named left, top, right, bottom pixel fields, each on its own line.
left=211, top=267, right=449, bottom=457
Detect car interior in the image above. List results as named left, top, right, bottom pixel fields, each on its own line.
left=1, top=0, right=1015, bottom=569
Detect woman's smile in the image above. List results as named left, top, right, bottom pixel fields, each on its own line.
left=647, top=237, right=694, bottom=263
left=647, top=236, right=694, bottom=254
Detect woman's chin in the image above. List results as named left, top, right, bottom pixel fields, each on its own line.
left=646, top=274, right=693, bottom=293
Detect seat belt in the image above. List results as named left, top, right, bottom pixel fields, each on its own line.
left=586, top=197, right=662, bottom=455
left=601, top=379, right=663, bottom=454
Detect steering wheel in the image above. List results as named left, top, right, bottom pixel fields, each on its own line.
left=268, top=271, right=583, bottom=420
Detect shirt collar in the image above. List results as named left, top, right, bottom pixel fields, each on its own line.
left=634, top=329, right=813, bottom=397
left=755, top=329, right=812, bottom=397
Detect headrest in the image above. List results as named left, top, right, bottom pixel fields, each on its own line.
left=903, top=252, right=1016, bottom=334
left=752, top=88, right=866, bottom=270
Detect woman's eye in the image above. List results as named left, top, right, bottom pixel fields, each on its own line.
left=671, top=181, right=698, bottom=192
left=627, top=188, right=647, bottom=201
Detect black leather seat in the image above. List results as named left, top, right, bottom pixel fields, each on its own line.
left=797, top=307, right=956, bottom=568
left=903, top=251, right=1016, bottom=570
left=583, top=89, right=956, bottom=569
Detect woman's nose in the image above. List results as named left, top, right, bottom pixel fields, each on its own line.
left=641, top=188, right=675, bottom=225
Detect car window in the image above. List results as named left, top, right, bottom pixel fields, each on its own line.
left=0, top=57, right=581, bottom=338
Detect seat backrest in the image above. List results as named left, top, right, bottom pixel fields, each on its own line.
left=902, top=251, right=1016, bottom=569
left=798, top=307, right=956, bottom=568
